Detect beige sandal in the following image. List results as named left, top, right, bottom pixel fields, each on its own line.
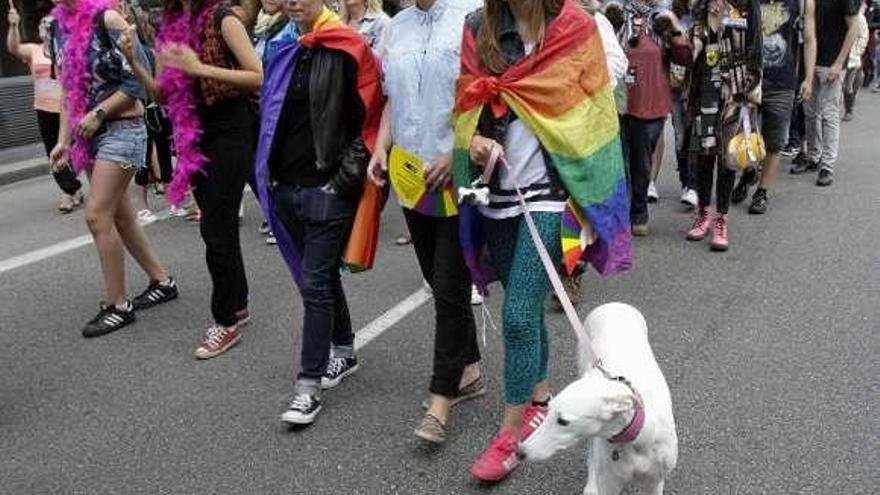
left=421, top=375, right=487, bottom=411
left=414, top=413, right=447, bottom=444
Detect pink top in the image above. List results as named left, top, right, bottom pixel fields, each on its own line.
left=29, top=46, right=62, bottom=114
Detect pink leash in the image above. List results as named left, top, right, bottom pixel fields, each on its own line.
left=484, top=146, right=600, bottom=369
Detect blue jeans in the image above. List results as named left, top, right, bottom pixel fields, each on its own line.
left=272, top=185, right=357, bottom=385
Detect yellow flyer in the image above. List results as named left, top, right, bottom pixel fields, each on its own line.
left=388, top=147, right=458, bottom=217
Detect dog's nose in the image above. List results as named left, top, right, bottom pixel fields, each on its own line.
left=517, top=451, right=527, bottom=461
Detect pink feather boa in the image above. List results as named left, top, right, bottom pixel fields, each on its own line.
left=52, top=0, right=117, bottom=173
left=157, top=3, right=219, bottom=206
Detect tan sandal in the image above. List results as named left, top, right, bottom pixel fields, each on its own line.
left=421, top=375, right=486, bottom=410
left=414, top=413, right=447, bottom=444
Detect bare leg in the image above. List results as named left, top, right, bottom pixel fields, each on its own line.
left=86, top=161, right=134, bottom=306
left=426, top=395, right=452, bottom=425
left=114, top=186, right=168, bottom=282
left=460, top=362, right=481, bottom=387
left=758, top=152, right=782, bottom=191
left=532, top=380, right=551, bottom=403
left=500, top=404, right=526, bottom=434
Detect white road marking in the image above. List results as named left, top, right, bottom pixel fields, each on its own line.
left=354, top=286, right=432, bottom=350
left=0, top=209, right=171, bottom=275
left=2, top=204, right=433, bottom=349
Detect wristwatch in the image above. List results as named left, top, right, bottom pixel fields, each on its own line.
left=94, top=107, right=107, bottom=122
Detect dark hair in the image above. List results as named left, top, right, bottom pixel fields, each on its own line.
left=162, top=0, right=211, bottom=12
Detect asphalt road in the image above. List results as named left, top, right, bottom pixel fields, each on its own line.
left=0, top=96, right=877, bottom=495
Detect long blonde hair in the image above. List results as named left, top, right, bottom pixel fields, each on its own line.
left=477, top=0, right=563, bottom=75
left=341, top=0, right=384, bottom=23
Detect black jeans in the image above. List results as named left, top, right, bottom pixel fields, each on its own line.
left=273, top=185, right=356, bottom=382
left=37, top=110, right=82, bottom=196
left=145, top=106, right=173, bottom=184
left=403, top=209, right=481, bottom=398
left=621, top=115, right=665, bottom=225
left=695, top=155, right=735, bottom=214
left=192, top=124, right=251, bottom=327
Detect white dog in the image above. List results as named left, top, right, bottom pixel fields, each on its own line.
left=519, top=303, right=678, bottom=495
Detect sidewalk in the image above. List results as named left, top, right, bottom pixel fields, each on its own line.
left=0, top=143, right=48, bottom=187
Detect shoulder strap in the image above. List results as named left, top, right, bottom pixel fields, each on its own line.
left=94, top=9, right=113, bottom=48
left=48, top=19, right=59, bottom=79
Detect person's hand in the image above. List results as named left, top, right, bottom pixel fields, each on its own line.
left=367, top=146, right=388, bottom=187
left=49, top=142, right=70, bottom=170
left=826, top=63, right=844, bottom=82
left=469, top=135, right=502, bottom=168
left=8, top=7, right=20, bottom=26
left=159, top=43, right=204, bottom=76
left=799, top=77, right=814, bottom=101
left=118, top=25, right=138, bottom=62
left=75, top=110, right=103, bottom=139
left=424, top=152, right=453, bottom=191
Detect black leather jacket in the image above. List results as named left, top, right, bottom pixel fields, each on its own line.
left=296, top=47, right=368, bottom=198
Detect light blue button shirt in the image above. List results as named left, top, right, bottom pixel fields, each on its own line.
left=379, top=0, right=482, bottom=164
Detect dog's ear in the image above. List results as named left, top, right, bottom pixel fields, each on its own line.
left=602, top=394, right=635, bottom=417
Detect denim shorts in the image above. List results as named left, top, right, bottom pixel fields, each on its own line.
left=91, top=118, right=147, bottom=170
left=758, top=90, right=795, bottom=153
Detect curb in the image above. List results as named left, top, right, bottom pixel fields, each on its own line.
left=0, top=158, right=49, bottom=187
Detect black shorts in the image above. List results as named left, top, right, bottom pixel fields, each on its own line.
left=759, top=89, right=795, bottom=153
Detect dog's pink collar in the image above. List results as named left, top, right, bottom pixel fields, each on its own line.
left=608, top=401, right=645, bottom=444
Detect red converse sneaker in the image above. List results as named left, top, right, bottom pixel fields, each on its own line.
left=470, top=430, right=520, bottom=482
left=710, top=213, right=729, bottom=251
left=520, top=403, right=548, bottom=442
left=194, top=324, right=241, bottom=359
left=687, top=207, right=713, bottom=241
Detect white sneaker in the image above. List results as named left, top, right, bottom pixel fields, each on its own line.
left=266, top=234, right=277, bottom=245
left=680, top=188, right=698, bottom=208
left=647, top=181, right=659, bottom=203
left=137, top=209, right=157, bottom=225
left=471, top=285, right=483, bottom=305
left=169, top=205, right=188, bottom=217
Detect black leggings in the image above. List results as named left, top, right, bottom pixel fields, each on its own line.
left=36, top=110, right=82, bottom=196
left=696, top=155, right=735, bottom=214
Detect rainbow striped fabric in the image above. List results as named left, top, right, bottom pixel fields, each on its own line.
left=453, top=0, right=632, bottom=288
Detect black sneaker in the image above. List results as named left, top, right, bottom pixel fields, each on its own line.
left=780, top=144, right=799, bottom=157
left=816, top=168, right=834, bottom=187
left=82, top=302, right=136, bottom=338
left=790, top=158, right=819, bottom=175
left=281, top=393, right=322, bottom=425
left=748, top=188, right=768, bottom=215
left=321, top=355, right=359, bottom=390
left=132, top=278, right=179, bottom=310
left=731, top=167, right=758, bottom=204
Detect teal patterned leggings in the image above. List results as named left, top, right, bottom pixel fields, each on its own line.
left=486, top=212, right=562, bottom=405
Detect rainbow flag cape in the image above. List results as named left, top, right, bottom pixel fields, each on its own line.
left=453, top=0, right=632, bottom=290
left=255, top=9, right=386, bottom=287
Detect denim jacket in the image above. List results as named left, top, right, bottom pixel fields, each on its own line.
left=379, top=0, right=481, bottom=163
left=55, top=11, right=148, bottom=110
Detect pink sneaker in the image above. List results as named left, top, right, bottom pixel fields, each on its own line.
left=710, top=213, right=729, bottom=251
left=687, top=207, right=713, bottom=241
left=520, top=404, right=548, bottom=442
left=470, top=431, right=521, bottom=482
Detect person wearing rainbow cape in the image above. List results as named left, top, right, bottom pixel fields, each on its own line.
left=452, top=0, right=633, bottom=482
left=254, top=0, right=384, bottom=426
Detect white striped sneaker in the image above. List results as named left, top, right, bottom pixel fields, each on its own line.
left=82, top=302, right=136, bottom=338
left=132, top=278, right=179, bottom=311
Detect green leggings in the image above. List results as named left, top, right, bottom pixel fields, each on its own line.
left=486, top=212, right=562, bottom=405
